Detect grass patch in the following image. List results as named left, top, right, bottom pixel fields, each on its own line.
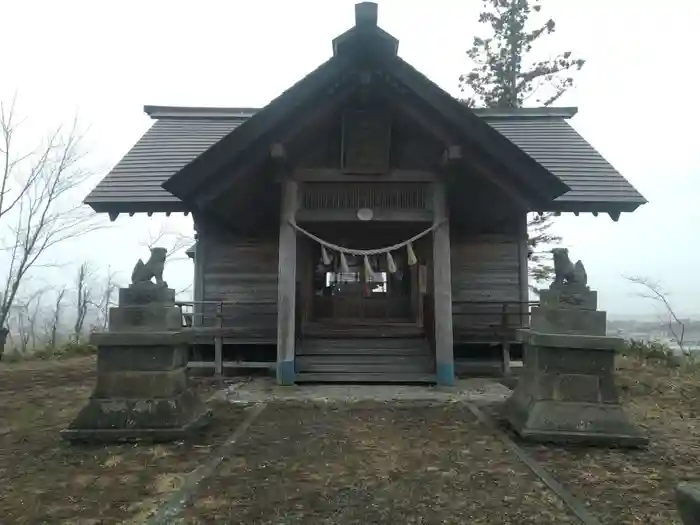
left=2, top=341, right=97, bottom=363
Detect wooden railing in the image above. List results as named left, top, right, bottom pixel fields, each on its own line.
left=452, top=300, right=539, bottom=375
left=452, top=300, right=539, bottom=341
left=175, top=300, right=276, bottom=376
left=174, top=299, right=540, bottom=376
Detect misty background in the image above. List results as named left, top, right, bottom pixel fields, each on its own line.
left=1, top=0, right=698, bottom=346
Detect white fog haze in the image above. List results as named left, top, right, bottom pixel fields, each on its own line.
left=1, top=0, right=698, bottom=320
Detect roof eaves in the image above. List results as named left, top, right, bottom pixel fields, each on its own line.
left=388, top=57, right=571, bottom=202
left=144, top=106, right=259, bottom=120
left=161, top=54, right=348, bottom=200
left=472, top=107, right=578, bottom=119
left=85, top=199, right=188, bottom=216
left=544, top=199, right=646, bottom=214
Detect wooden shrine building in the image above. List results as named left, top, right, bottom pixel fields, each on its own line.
left=84, top=3, right=646, bottom=385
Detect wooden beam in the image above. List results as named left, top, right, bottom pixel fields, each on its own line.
left=293, top=168, right=436, bottom=182
left=517, top=212, right=530, bottom=328
left=193, top=233, right=205, bottom=327
left=276, top=179, right=298, bottom=385
left=195, top=82, right=353, bottom=209
left=441, top=145, right=462, bottom=166
left=384, top=93, right=532, bottom=212
left=295, top=209, right=433, bottom=223
left=432, top=180, right=454, bottom=386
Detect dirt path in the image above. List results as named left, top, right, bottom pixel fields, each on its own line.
left=179, top=403, right=577, bottom=524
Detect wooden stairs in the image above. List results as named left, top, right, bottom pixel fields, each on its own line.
left=295, top=335, right=435, bottom=383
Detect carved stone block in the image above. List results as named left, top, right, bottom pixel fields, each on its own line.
left=63, top=293, right=209, bottom=443
left=531, top=307, right=607, bottom=336
left=538, top=288, right=597, bottom=311
left=504, top=330, right=648, bottom=447
left=119, top=285, right=175, bottom=307
left=109, top=305, right=182, bottom=332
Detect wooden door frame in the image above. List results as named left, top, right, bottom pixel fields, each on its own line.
left=301, top=242, right=421, bottom=326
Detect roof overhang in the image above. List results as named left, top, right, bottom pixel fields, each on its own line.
left=87, top=200, right=189, bottom=221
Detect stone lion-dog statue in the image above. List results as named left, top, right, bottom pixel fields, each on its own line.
left=131, top=247, right=168, bottom=287
left=552, top=247, right=587, bottom=287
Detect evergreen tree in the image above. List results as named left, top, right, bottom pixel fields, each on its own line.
left=459, top=0, right=584, bottom=288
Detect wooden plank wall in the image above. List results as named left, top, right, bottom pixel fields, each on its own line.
left=450, top=233, right=522, bottom=336
left=199, top=230, right=279, bottom=340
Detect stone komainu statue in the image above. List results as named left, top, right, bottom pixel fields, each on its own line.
left=131, top=247, right=168, bottom=287
left=552, top=248, right=587, bottom=287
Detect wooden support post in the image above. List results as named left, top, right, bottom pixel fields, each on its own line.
left=276, top=179, right=298, bottom=385
left=501, top=303, right=511, bottom=377
left=214, top=302, right=223, bottom=377
left=518, top=213, right=529, bottom=327
left=432, top=181, right=455, bottom=386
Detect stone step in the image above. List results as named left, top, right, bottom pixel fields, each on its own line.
left=298, top=338, right=431, bottom=356
left=303, top=324, right=424, bottom=339
left=295, top=372, right=436, bottom=384
left=455, top=359, right=505, bottom=377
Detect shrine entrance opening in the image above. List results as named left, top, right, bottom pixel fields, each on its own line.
left=300, top=222, right=430, bottom=328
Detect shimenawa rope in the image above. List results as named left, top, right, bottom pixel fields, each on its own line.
left=287, top=219, right=446, bottom=256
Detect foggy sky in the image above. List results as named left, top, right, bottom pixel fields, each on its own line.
left=1, top=0, right=698, bottom=318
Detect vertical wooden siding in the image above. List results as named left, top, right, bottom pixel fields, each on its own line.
left=199, top=230, right=279, bottom=339
left=450, top=234, right=522, bottom=334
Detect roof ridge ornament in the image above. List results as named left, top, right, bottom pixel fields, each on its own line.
left=355, top=2, right=378, bottom=27
left=332, top=2, right=399, bottom=57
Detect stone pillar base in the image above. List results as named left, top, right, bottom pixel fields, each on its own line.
left=62, top=390, right=211, bottom=442
left=505, top=396, right=648, bottom=447
left=503, top=330, right=648, bottom=448
left=63, top=332, right=210, bottom=443
left=677, top=483, right=700, bottom=524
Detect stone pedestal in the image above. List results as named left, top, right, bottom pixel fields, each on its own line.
left=503, top=284, right=648, bottom=447
left=677, top=483, right=700, bottom=524
left=63, top=284, right=209, bottom=442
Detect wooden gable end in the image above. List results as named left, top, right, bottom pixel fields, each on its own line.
left=289, top=90, right=443, bottom=174
left=161, top=4, right=571, bottom=223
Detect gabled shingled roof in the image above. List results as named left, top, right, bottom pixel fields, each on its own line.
left=83, top=105, right=646, bottom=216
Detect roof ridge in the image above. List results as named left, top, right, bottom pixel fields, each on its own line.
left=143, top=104, right=578, bottom=121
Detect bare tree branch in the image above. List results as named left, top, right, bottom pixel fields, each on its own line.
left=88, top=265, right=120, bottom=331
left=625, top=275, right=686, bottom=354
left=47, top=287, right=66, bottom=348
left=0, top=99, right=104, bottom=331
left=140, top=222, right=194, bottom=261
left=10, top=287, right=48, bottom=354
left=73, top=262, right=92, bottom=342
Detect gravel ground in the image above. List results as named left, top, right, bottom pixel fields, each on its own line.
left=179, top=403, right=578, bottom=524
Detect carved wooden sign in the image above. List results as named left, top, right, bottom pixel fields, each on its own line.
left=341, top=109, right=391, bottom=173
